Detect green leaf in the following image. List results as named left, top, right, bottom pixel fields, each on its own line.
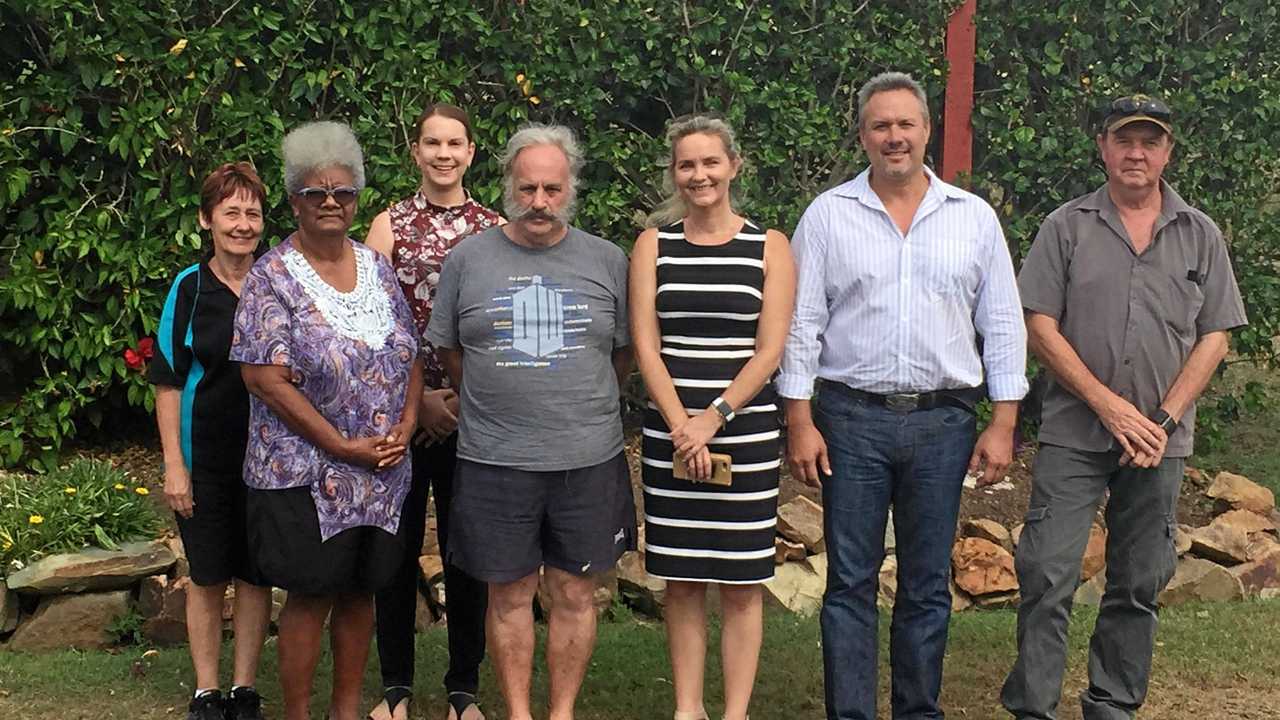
left=93, top=523, right=119, bottom=550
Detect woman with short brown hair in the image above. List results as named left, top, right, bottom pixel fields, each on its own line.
left=150, top=161, right=272, bottom=720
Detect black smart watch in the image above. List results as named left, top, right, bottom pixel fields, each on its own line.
left=1150, top=408, right=1179, bottom=435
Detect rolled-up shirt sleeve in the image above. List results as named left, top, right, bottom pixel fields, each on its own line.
left=974, top=207, right=1029, bottom=402
left=777, top=199, right=830, bottom=400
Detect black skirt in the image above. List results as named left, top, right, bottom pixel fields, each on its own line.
left=245, top=486, right=405, bottom=595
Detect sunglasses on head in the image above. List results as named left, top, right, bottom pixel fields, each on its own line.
left=295, top=186, right=359, bottom=207
left=1105, top=95, right=1172, bottom=123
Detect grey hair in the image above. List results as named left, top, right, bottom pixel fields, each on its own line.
left=500, top=123, right=585, bottom=222
left=281, top=121, right=366, bottom=194
left=647, top=115, right=742, bottom=228
left=857, top=71, right=930, bottom=129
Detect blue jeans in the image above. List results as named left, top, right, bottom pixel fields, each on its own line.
left=815, top=387, right=977, bottom=720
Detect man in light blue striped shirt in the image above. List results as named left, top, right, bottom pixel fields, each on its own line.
left=779, top=72, right=1028, bottom=720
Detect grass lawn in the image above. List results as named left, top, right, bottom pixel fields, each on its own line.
left=3, top=601, right=1280, bottom=720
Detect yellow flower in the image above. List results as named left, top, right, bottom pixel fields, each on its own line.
left=169, top=38, right=188, bottom=56
left=114, top=483, right=126, bottom=490
left=28, top=515, right=44, bottom=525
left=529, top=95, right=541, bottom=105
left=64, top=487, right=77, bottom=495
left=134, top=487, right=150, bottom=496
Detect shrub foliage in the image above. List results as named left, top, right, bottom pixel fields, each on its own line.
left=0, top=458, right=164, bottom=575
left=2, top=0, right=1279, bottom=468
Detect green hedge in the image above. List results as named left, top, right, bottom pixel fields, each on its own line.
left=2, top=0, right=1278, bottom=469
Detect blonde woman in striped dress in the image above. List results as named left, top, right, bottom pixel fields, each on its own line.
left=630, top=115, right=796, bottom=720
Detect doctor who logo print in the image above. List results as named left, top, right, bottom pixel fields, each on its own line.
left=489, top=274, right=592, bottom=367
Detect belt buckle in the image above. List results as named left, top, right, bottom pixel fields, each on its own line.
left=884, top=393, right=920, bottom=412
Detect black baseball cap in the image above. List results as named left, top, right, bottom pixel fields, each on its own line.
left=1102, top=94, right=1173, bottom=136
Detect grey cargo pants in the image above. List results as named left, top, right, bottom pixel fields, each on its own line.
left=1001, top=444, right=1183, bottom=720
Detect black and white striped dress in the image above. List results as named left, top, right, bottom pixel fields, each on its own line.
left=641, top=220, right=780, bottom=584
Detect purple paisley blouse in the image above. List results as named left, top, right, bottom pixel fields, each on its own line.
left=231, top=236, right=419, bottom=540
left=388, top=191, right=500, bottom=388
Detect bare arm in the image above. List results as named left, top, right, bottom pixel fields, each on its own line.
left=628, top=228, right=689, bottom=431
left=398, top=357, right=425, bottom=431
left=364, top=210, right=394, bottom=259
left=612, top=346, right=634, bottom=387
left=240, top=363, right=404, bottom=469
left=154, top=385, right=194, bottom=517
left=440, top=347, right=463, bottom=390
left=154, top=385, right=185, bottom=473
left=1161, top=330, right=1229, bottom=421
left=1026, top=311, right=1165, bottom=459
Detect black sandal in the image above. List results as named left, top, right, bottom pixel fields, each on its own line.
left=447, top=691, right=482, bottom=720
left=369, top=686, right=412, bottom=720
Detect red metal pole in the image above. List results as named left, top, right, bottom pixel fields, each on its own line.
left=941, top=0, right=977, bottom=184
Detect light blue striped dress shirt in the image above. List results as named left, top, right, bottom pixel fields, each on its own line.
left=777, top=166, right=1028, bottom=402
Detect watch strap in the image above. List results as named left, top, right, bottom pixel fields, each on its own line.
left=711, top=396, right=735, bottom=424
left=1151, top=408, right=1178, bottom=434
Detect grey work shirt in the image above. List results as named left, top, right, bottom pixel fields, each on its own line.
left=1018, top=181, right=1247, bottom=457
left=426, top=225, right=630, bottom=472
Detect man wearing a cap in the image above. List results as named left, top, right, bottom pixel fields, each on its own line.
left=1001, top=96, right=1247, bottom=719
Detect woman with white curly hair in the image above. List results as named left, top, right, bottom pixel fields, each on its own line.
left=231, top=120, right=423, bottom=720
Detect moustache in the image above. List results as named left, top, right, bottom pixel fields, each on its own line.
left=513, top=207, right=560, bottom=223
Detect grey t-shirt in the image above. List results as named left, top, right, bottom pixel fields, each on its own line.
left=426, top=226, right=630, bottom=471
left=1018, top=182, right=1247, bottom=457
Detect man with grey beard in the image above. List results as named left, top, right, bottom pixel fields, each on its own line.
left=426, top=123, right=635, bottom=720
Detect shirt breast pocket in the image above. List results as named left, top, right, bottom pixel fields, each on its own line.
left=1160, top=271, right=1205, bottom=336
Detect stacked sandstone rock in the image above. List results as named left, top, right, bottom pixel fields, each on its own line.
left=1159, top=471, right=1280, bottom=604
left=1, top=535, right=292, bottom=651
left=3, top=539, right=177, bottom=650
left=607, top=469, right=1280, bottom=620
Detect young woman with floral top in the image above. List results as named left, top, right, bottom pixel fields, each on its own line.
left=364, top=103, right=501, bottom=720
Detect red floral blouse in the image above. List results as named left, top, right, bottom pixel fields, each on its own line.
left=388, top=191, right=501, bottom=389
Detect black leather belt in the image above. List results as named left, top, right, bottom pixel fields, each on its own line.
left=820, top=381, right=984, bottom=413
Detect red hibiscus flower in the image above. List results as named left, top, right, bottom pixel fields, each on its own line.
left=137, top=337, right=155, bottom=359
left=124, top=348, right=143, bottom=370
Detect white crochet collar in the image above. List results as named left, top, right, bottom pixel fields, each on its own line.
left=281, top=241, right=395, bottom=350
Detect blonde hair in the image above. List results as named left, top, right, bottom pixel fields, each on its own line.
left=646, top=115, right=742, bottom=228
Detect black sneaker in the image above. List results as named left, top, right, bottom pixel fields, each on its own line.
left=187, top=691, right=226, bottom=720
left=227, top=686, right=265, bottom=720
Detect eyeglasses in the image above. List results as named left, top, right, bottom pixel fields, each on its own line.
left=1105, top=95, right=1172, bottom=123
left=295, top=186, right=359, bottom=207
